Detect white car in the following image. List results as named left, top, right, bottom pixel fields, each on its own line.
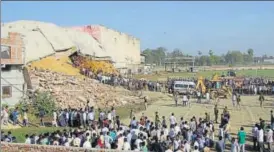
left=173, top=81, right=196, bottom=95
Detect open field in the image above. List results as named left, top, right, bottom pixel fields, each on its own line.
left=122, top=93, right=274, bottom=151
left=134, top=69, right=274, bottom=81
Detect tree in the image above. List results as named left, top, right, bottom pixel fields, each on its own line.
left=247, top=48, right=254, bottom=63
left=142, top=48, right=154, bottom=64
left=16, top=91, right=57, bottom=120
left=208, top=50, right=215, bottom=65
left=225, top=51, right=244, bottom=65
left=142, top=47, right=166, bottom=66
left=198, top=51, right=202, bottom=56
left=209, top=50, right=214, bottom=56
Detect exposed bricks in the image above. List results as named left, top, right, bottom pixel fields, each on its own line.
left=1, top=143, right=124, bottom=152
left=1, top=32, right=24, bottom=65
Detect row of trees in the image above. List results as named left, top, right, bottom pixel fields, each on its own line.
left=142, top=47, right=256, bottom=66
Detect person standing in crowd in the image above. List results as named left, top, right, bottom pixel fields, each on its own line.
left=216, top=136, right=224, bottom=152
left=187, top=94, right=191, bottom=107
left=237, top=127, right=246, bottom=152
left=182, top=94, right=188, bottom=107
left=257, top=126, right=264, bottom=152
left=169, top=113, right=177, bottom=127
left=230, top=137, right=239, bottom=152
left=174, top=92, right=178, bottom=107
left=252, top=123, right=258, bottom=150
left=129, top=109, right=133, bottom=120
left=214, top=104, right=219, bottom=123
left=271, top=110, right=274, bottom=129
left=22, top=109, right=28, bottom=127
left=236, top=94, right=241, bottom=110
left=259, top=92, right=265, bottom=108
left=206, top=91, right=210, bottom=104
left=39, top=108, right=45, bottom=126
left=12, top=107, right=19, bottom=126
left=1, top=106, right=9, bottom=126
left=266, top=125, right=273, bottom=151
left=232, top=92, right=237, bottom=107
left=52, top=110, right=58, bottom=127
left=144, top=96, right=148, bottom=110
left=197, top=90, right=202, bottom=103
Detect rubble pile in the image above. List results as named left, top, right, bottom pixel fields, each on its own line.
left=28, top=69, right=142, bottom=109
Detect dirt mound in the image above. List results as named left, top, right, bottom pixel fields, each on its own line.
left=28, top=69, right=142, bottom=109
left=28, top=55, right=81, bottom=76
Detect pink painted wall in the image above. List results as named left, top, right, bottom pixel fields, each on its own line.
left=71, top=26, right=101, bottom=43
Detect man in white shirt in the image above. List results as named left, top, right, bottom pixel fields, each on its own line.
left=88, top=111, right=94, bottom=125
left=183, top=140, right=191, bottom=152
left=174, top=123, right=180, bottom=135
left=252, top=124, right=258, bottom=150
left=123, top=138, right=131, bottom=150
left=197, top=91, right=201, bottom=103
left=82, top=111, right=87, bottom=127
left=206, top=92, right=210, bottom=104
left=117, top=134, right=124, bottom=150
left=257, top=127, right=264, bottom=152
left=1, top=107, right=9, bottom=125
left=52, top=111, right=58, bottom=127
left=170, top=113, right=177, bottom=127
left=266, top=126, right=273, bottom=151
left=135, top=137, right=143, bottom=150
left=183, top=95, right=188, bottom=106
left=232, top=93, right=237, bottom=107
left=165, top=145, right=173, bottom=152
left=25, top=134, right=31, bottom=144
left=73, top=134, right=81, bottom=147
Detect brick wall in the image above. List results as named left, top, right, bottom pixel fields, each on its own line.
left=1, top=32, right=24, bottom=65
left=1, top=143, right=129, bottom=152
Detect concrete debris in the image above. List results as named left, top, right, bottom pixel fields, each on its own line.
left=28, top=69, right=142, bottom=109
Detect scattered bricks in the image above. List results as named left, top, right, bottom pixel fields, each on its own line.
left=27, top=69, right=142, bottom=109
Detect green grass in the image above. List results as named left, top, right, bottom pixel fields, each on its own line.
left=3, top=99, right=148, bottom=143
left=134, top=69, right=274, bottom=81
left=3, top=127, right=66, bottom=143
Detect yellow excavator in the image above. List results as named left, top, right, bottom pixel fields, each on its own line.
left=196, top=74, right=232, bottom=99
left=210, top=73, right=233, bottom=99
left=196, top=76, right=207, bottom=94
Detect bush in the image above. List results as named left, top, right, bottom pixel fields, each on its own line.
left=16, top=91, right=56, bottom=118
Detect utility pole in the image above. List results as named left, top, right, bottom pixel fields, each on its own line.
left=192, top=57, right=195, bottom=77
left=0, top=45, right=2, bottom=150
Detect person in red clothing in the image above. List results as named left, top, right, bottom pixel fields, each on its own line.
left=103, top=118, right=109, bottom=127
left=97, top=138, right=104, bottom=148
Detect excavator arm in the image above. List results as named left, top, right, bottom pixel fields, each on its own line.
left=196, top=76, right=207, bottom=94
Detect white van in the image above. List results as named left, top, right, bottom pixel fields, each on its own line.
left=173, top=81, right=196, bottom=95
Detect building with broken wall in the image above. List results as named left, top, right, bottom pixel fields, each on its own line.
left=1, top=32, right=25, bottom=106
left=1, top=20, right=143, bottom=106
left=71, top=25, right=142, bottom=73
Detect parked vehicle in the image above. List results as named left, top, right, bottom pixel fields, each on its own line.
left=173, top=81, right=196, bottom=95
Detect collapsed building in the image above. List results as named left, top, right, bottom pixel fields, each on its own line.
left=0, top=20, right=143, bottom=106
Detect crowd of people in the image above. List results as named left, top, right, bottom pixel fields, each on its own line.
left=2, top=99, right=274, bottom=152
left=2, top=57, right=274, bottom=151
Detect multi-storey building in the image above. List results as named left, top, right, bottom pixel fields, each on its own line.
left=1, top=32, right=25, bottom=106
